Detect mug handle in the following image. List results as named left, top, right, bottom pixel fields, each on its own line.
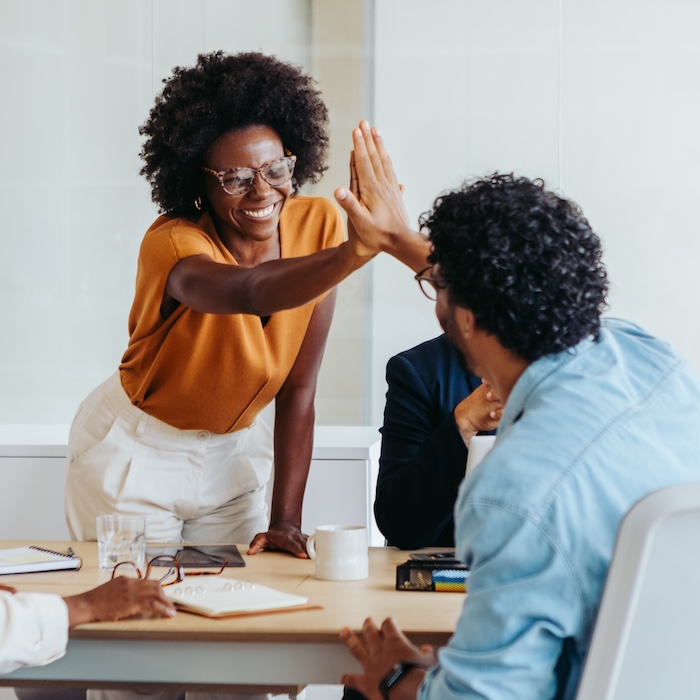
left=306, top=533, right=316, bottom=560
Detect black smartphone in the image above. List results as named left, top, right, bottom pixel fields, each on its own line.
left=409, top=551, right=463, bottom=565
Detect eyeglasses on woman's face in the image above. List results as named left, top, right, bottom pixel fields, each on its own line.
left=201, top=155, right=296, bottom=196
left=415, top=265, right=448, bottom=301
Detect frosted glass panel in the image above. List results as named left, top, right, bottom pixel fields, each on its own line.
left=367, top=0, right=700, bottom=423
left=369, top=0, right=560, bottom=423
left=0, top=1, right=152, bottom=421
left=559, top=0, right=700, bottom=361
left=2, top=0, right=700, bottom=429
left=0, top=0, right=312, bottom=424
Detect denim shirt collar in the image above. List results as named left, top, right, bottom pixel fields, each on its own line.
left=499, top=335, right=597, bottom=435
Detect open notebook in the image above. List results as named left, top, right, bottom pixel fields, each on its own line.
left=163, top=575, right=316, bottom=618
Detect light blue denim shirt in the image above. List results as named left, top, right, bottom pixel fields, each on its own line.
left=420, top=318, right=700, bottom=700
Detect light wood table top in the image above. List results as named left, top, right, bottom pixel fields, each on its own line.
left=1, top=541, right=465, bottom=691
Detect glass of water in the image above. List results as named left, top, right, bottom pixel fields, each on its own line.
left=96, top=514, right=146, bottom=573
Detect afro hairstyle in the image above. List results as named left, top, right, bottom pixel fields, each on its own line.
left=139, top=50, right=329, bottom=219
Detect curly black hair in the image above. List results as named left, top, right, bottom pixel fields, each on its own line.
left=423, top=173, right=609, bottom=363
left=139, top=51, right=329, bottom=219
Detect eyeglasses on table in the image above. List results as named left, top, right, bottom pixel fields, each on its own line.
left=111, top=554, right=228, bottom=586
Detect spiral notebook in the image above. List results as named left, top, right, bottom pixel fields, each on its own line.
left=0, top=546, right=82, bottom=575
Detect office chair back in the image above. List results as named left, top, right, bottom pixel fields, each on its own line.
left=576, top=482, right=700, bottom=700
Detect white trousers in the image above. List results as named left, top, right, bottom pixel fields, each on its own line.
left=64, top=373, right=275, bottom=700
left=65, top=372, right=273, bottom=545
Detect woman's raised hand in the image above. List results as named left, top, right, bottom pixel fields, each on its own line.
left=335, top=122, right=412, bottom=259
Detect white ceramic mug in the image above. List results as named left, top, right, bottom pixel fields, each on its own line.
left=306, top=524, right=368, bottom=581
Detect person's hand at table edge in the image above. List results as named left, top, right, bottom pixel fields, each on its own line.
left=247, top=521, right=310, bottom=558
left=340, top=616, right=437, bottom=700
left=64, top=577, right=176, bottom=628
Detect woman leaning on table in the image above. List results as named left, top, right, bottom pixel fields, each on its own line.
left=64, top=51, right=385, bottom=557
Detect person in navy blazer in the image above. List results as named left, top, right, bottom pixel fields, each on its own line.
left=374, top=333, right=501, bottom=549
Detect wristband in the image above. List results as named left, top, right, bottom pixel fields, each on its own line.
left=378, top=660, right=427, bottom=699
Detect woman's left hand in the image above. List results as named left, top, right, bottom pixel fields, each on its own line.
left=247, top=522, right=310, bottom=558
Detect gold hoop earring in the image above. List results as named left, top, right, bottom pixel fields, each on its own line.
left=194, top=195, right=202, bottom=211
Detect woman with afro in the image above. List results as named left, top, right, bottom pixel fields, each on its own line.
left=63, top=51, right=409, bottom=565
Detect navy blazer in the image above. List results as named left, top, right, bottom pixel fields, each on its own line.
left=374, top=334, right=482, bottom=549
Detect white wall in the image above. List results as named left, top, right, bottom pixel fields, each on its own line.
left=2, top=0, right=699, bottom=429
left=368, top=0, right=700, bottom=423
left=0, top=0, right=312, bottom=424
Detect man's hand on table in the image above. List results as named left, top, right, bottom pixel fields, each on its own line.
left=64, top=577, right=176, bottom=628
left=340, top=617, right=437, bottom=700
left=247, top=522, right=310, bottom=558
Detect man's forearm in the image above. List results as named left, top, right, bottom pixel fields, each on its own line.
left=382, top=228, right=431, bottom=273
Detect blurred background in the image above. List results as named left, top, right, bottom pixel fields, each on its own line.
left=1, top=0, right=699, bottom=428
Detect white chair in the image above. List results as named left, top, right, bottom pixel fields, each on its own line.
left=576, top=482, right=700, bottom=700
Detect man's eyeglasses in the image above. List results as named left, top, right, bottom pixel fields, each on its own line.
left=111, top=555, right=227, bottom=587
left=201, top=155, right=297, bottom=196
left=415, top=265, right=447, bottom=301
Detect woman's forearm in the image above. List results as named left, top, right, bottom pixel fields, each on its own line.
left=167, top=241, right=373, bottom=316
left=270, top=392, right=315, bottom=527
left=246, top=241, right=373, bottom=316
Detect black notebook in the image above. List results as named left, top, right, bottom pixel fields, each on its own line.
left=146, top=544, right=245, bottom=568
left=0, top=546, right=82, bottom=575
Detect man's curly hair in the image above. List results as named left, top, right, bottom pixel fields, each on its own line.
left=139, top=51, right=329, bottom=219
left=424, top=173, right=609, bottom=363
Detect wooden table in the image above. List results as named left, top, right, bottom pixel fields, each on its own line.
left=0, top=541, right=464, bottom=694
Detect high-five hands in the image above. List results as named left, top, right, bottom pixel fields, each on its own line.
left=335, top=121, right=416, bottom=262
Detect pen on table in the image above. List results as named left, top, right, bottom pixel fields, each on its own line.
left=67, top=547, right=76, bottom=558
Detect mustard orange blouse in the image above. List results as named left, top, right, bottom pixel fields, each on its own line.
left=119, top=196, right=344, bottom=433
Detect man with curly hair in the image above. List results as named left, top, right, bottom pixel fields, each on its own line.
left=335, top=128, right=700, bottom=699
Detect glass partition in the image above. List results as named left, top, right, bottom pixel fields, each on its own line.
left=2, top=0, right=700, bottom=427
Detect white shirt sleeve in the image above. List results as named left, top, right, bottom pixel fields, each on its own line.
left=0, top=590, right=69, bottom=674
